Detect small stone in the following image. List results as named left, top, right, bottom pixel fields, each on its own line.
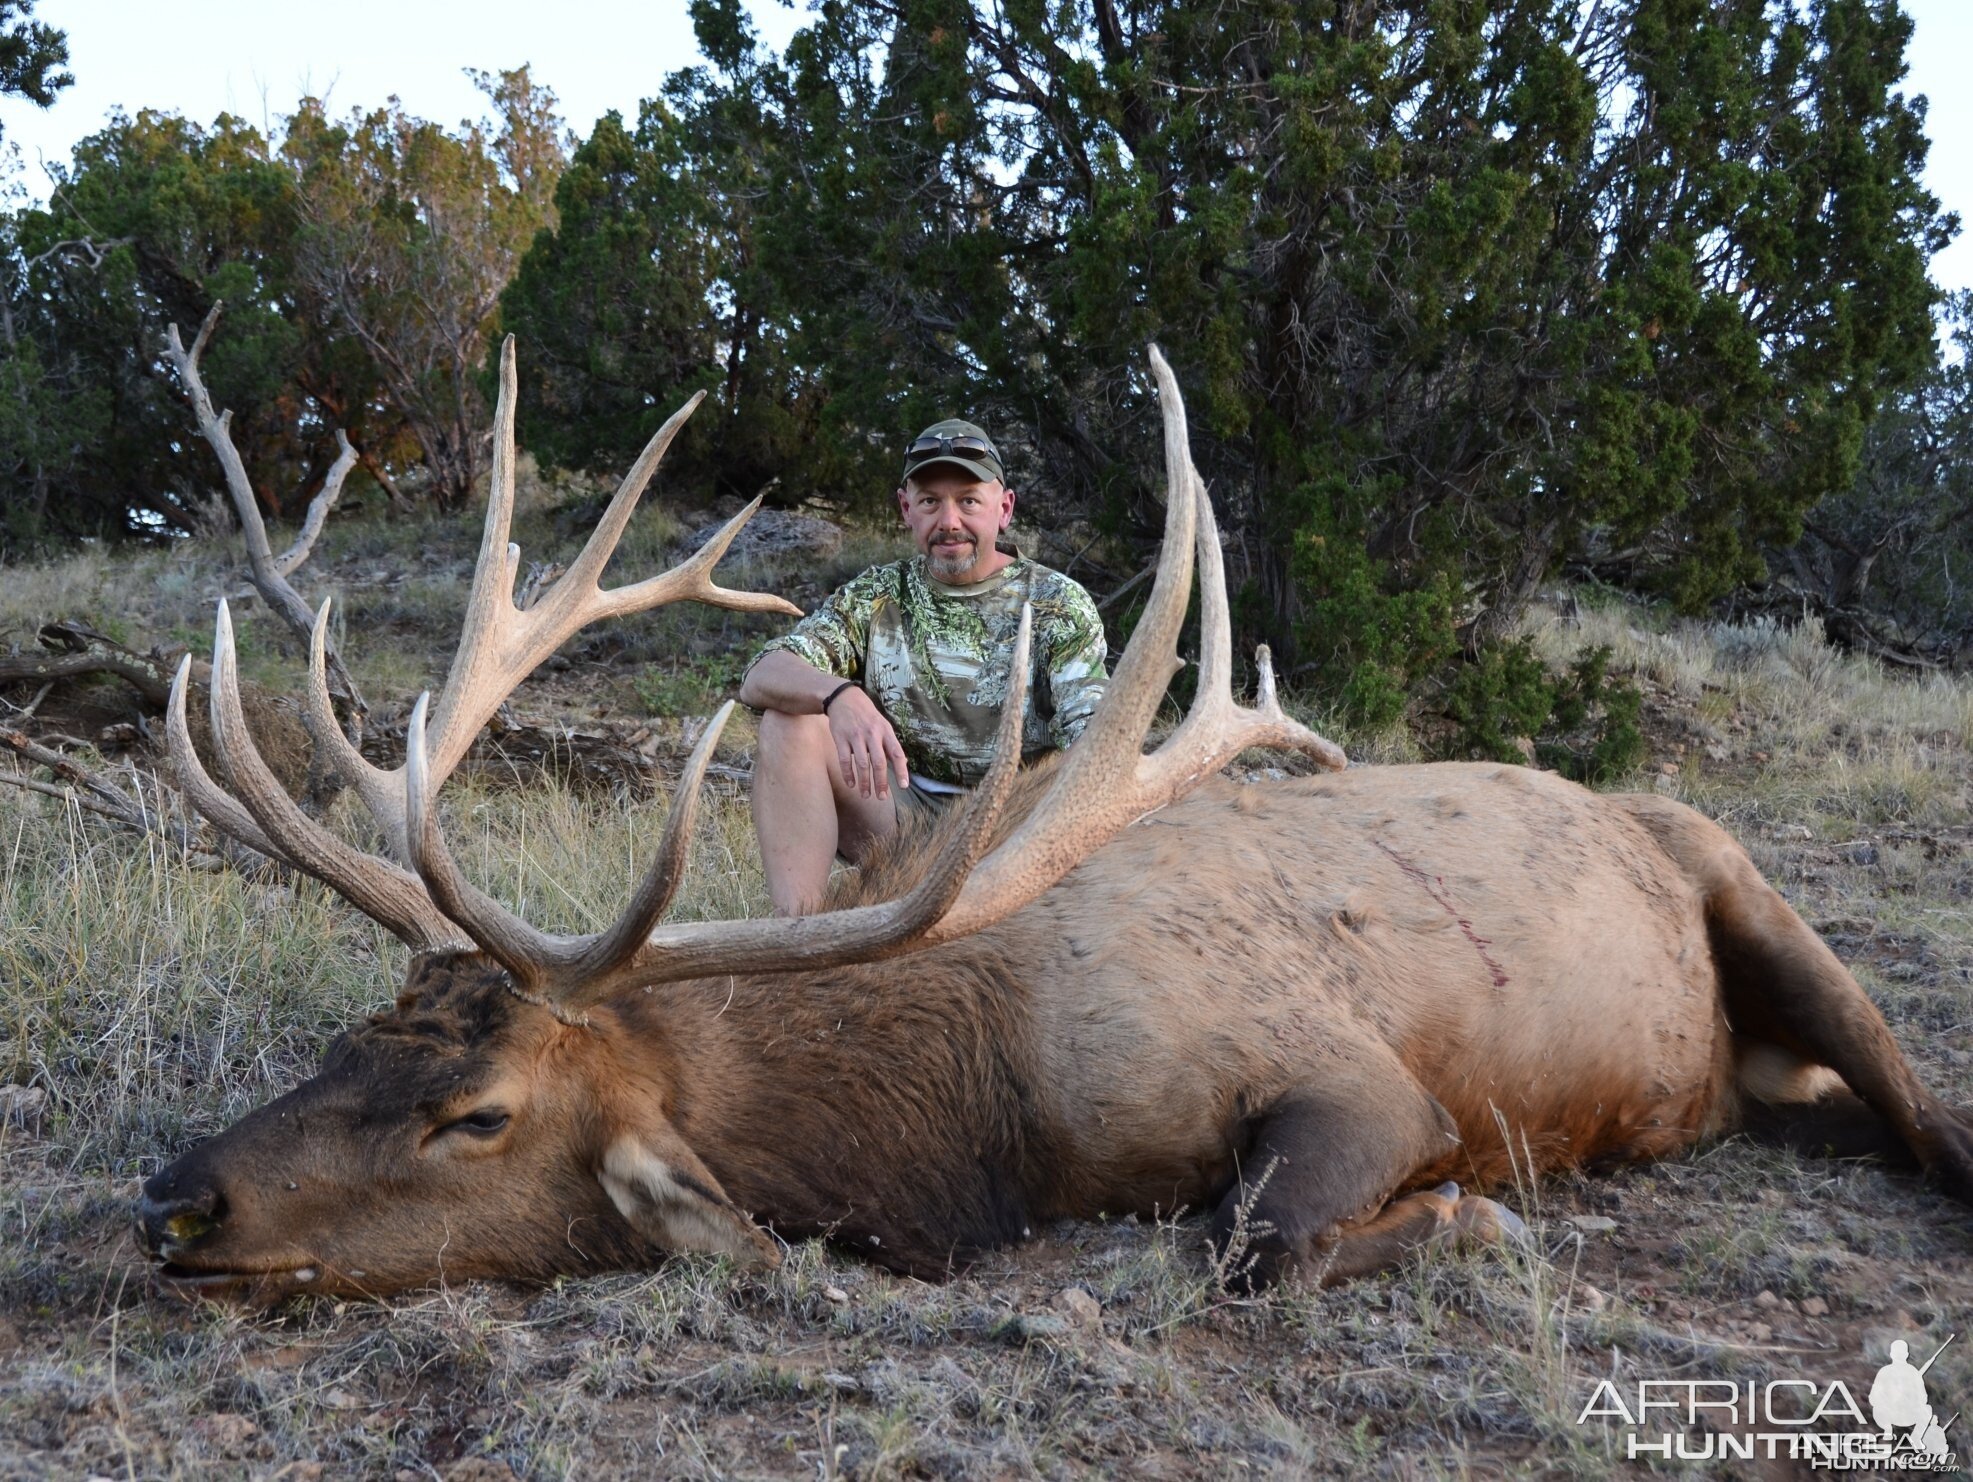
left=321, top=1388, right=360, bottom=1411
left=823, top=1285, right=849, bottom=1304
left=1568, top=1214, right=1618, bottom=1234
left=821, top=1372, right=861, bottom=1394
left=1658, top=761, right=1680, bottom=777
left=1054, top=1288, right=1102, bottom=1329
left=1754, top=1289, right=1781, bottom=1310
left=1746, top=1321, right=1773, bottom=1342
left=1002, top=1313, right=1069, bottom=1342
left=1801, top=1297, right=1830, bottom=1318
left=190, top=1413, right=259, bottom=1456
left=0, top=1085, right=46, bottom=1129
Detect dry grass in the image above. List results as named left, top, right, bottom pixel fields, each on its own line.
left=3, top=538, right=1971, bottom=1477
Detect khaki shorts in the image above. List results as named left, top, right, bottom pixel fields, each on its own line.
left=837, top=775, right=963, bottom=863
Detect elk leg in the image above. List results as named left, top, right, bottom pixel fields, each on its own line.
left=1616, top=794, right=1973, bottom=1205
left=1213, top=1056, right=1505, bottom=1287
left=1704, top=853, right=1973, bottom=1204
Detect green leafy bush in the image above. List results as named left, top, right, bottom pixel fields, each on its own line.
left=1440, top=639, right=1643, bottom=784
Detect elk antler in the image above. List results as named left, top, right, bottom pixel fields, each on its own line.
left=166, top=337, right=799, bottom=953
left=169, top=340, right=1345, bottom=1007
left=394, top=345, right=1345, bottom=1006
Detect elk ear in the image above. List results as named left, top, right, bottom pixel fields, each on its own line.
left=597, top=1122, right=780, bottom=1268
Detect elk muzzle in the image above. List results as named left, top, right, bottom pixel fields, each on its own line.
left=134, top=1161, right=326, bottom=1303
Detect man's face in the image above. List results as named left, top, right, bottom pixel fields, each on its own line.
left=897, top=468, right=1015, bottom=583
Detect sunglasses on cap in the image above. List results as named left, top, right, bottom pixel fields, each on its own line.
left=904, top=432, right=998, bottom=461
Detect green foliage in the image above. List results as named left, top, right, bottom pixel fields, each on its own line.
left=517, top=0, right=1940, bottom=722
left=632, top=652, right=750, bottom=717
left=1770, top=292, right=1973, bottom=658
left=0, top=0, right=67, bottom=127
left=285, top=68, right=567, bottom=511
left=0, top=72, right=564, bottom=553
left=1, top=112, right=315, bottom=547
left=1442, top=640, right=1644, bottom=784
left=496, top=96, right=826, bottom=505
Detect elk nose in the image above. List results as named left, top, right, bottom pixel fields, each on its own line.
left=134, top=1174, right=226, bottom=1257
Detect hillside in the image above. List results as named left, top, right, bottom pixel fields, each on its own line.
left=1, top=505, right=1970, bottom=1479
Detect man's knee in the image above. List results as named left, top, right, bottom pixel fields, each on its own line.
left=756, top=708, right=834, bottom=766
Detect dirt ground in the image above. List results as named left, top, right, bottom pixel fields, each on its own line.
left=2, top=522, right=1970, bottom=1478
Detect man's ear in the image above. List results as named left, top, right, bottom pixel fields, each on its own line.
left=597, top=1118, right=780, bottom=1267
left=999, top=485, right=1016, bottom=530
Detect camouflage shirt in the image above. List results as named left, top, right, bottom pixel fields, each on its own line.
left=752, top=556, right=1110, bottom=787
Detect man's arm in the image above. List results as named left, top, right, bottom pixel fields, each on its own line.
left=740, top=562, right=914, bottom=804
left=738, top=649, right=853, bottom=714
left=1039, top=576, right=1111, bottom=748
left=743, top=651, right=911, bottom=799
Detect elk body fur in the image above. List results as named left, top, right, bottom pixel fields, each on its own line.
left=132, top=345, right=1973, bottom=1303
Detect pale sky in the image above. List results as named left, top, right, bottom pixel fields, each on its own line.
left=1, top=0, right=1968, bottom=294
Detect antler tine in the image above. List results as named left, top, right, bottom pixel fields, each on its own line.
left=403, top=691, right=575, bottom=989
left=165, top=654, right=297, bottom=868
left=411, top=341, right=799, bottom=791
left=206, top=604, right=466, bottom=950
left=556, top=387, right=705, bottom=598
left=1150, top=471, right=1349, bottom=781
left=305, top=597, right=405, bottom=847
left=568, top=700, right=739, bottom=993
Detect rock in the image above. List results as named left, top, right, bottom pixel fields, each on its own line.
left=1801, top=1297, right=1830, bottom=1318
left=821, top=1372, right=862, bottom=1394
left=1570, top=1283, right=1610, bottom=1314
left=682, top=508, right=843, bottom=562
left=189, top=1413, right=260, bottom=1456
left=321, top=1388, right=360, bottom=1411
left=0, top=1084, right=46, bottom=1130
left=1568, top=1214, right=1618, bottom=1234
left=1054, top=1287, right=1103, bottom=1329
left=1754, top=1289, right=1781, bottom=1310
left=1747, top=1321, right=1773, bottom=1342
left=1000, top=1312, right=1070, bottom=1342
left=823, top=1285, right=849, bottom=1304
left=1512, top=736, right=1538, bottom=766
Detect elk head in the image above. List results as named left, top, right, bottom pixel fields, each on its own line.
left=135, top=343, right=1345, bottom=1302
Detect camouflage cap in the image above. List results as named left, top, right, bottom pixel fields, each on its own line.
left=902, top=418, right=1004, bottom=486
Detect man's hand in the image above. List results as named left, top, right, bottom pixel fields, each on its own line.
left=739, top=649, right=911, bottom=799
left=827, top=686, right=911, bottom=800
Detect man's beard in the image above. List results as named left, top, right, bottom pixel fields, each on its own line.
left=926, top=535, right=978, bottom=580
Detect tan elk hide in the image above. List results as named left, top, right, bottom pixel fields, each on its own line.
left=132, top=343, right=1973, bottom=1303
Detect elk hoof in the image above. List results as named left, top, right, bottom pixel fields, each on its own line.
left=1452, top=1194, right=1532, bottom=1250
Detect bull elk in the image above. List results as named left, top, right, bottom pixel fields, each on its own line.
left=135, top=345, right=1973, bottom=1304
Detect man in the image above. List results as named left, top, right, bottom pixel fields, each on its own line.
left=739, top=419, right=1109, bottom=916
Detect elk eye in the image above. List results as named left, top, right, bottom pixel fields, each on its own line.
left=440, top=1108, right=510, bottom=1137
